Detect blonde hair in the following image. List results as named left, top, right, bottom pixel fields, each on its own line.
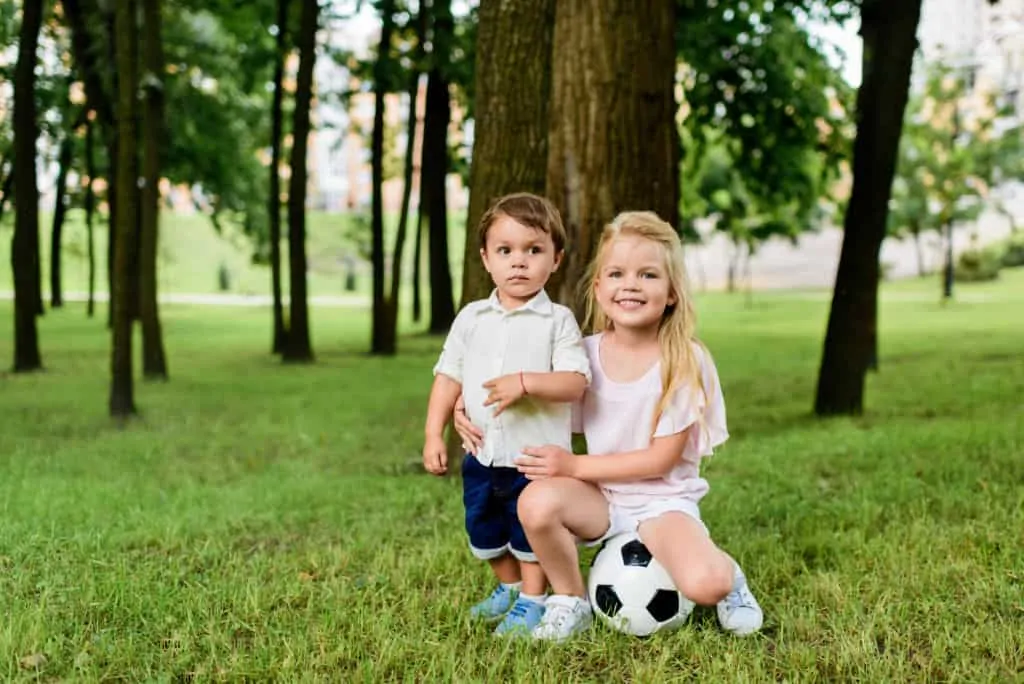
left=581, top=211, right=705, bottom=432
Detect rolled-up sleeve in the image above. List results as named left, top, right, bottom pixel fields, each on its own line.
left=432, top=308, right=472, bottom=383
left=551, top=309, right=591, bottom=382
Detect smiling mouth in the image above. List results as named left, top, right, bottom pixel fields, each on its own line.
left=615, top=298, right=646, bottom=308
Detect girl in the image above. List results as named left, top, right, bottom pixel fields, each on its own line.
left=455, top=210, right=763, bottom=641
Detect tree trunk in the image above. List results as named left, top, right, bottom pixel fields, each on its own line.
left=50, top=136, right=73, bottom=308
left=942, top=219, right=954, bottom=299
left=110, top=0, right=139, bottom=417
left=912, top=226, right=925, bottom=277
left=86, top=120, right=97, bottom=318
left=0, top=161, right=12, bottom=224
left=457, top=0, right=557, bottom=308
left=545, top=0, right=679, bottom=316
left=813, top=0, right=922, bottom=416
left=423, top=0, right=456, bottom=333
left=139, top=0, right=168, bottom=379
left=281, top=0, right=317, bottom=363
left=412, top=209, right=424, bottom=322
left=11, top=0, right=45, bottom=372
left=370, top=0, right=396, bottom=354
left=269, top=0, right=290, bottom=354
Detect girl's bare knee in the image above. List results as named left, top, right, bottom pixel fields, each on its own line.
left=677, top=562, right=733, bottom=605
left=517, top=481, right=562, bottom=531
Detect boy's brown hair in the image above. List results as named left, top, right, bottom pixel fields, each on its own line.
left=477, top=193, right=567, bottom=253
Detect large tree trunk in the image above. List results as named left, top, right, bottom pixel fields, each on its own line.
left=281, top=0, right=317, bottom=363
left=85, top=120, right=97, bottom=318
left=110, top=0, right=138, bottom=417
left=423, top=0, right=456, bottom=333
left=370, top=1, right=396, bottom=354
left=50, top=136, right=73, bottom=308
left=11, top=0, right=45, bottom=372
left=139, top=0, right=168, bottom=379
left=813, top=0, right=922, bottom=416
left=269, top=0, right=290, bottom=354
left=458, top=0, right=557, bottom=307
left=545, top=0, right=679, bottom=315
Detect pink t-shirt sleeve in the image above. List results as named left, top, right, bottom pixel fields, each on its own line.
left=652, top=344, right=729, bottom=460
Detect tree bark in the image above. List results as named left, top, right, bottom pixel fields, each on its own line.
left=412, top=211, right=423, bottom=321
left=458, top=0, right=557, bottom=308
left=370, top=0, right=396, bottom=354
left=50, top=136, right=73, bottom=308
left=86, top=120, right=97, bottom=318
left=281, top=0, right=317, bottom=363
left=814, top=0, right=922, bottom=416
left=423, top=0, right=456, bottom=333
left=110, top=0, right=139, bottom=417
left=11, top=0, right=45, bottom=372
left=545, top=0, right=680, bottom=316
left=269, top=0, right=290, bottom=354
left=139, top=0, right=168, bottom=379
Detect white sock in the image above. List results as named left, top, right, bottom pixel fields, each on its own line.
left=501, top=581, right=523, bottom=592
left=520, top=592, right=546, bottom=605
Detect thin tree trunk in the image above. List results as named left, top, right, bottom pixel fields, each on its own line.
left=912, top=226, right=925, bottom=277
left=370, top=0, right=396, bottom=354
left=942, top=219, right=954, bottom=299
left=139, top=0, right=168, bottom=379
left=412, top=209, right=424, bottom=321
left=49, top=136, right=73, bottom=308
left=383, top=3, right=424, bottom=349
left=423, top=0, right=456, bottom=333
left=86, top=120, right=97, bottom=318
left=545, top=0, right=679, bottom=316
left=269, top=0, right=290, bottom=354
left=458, top=0, right=556, bottom=307
left=110, top=0, right=139, bottom=417
left=281, top=0, right=317, bottom=363
left=11, top=0, right=45, bottom=372
left=814, top=0, right=922, bottom=416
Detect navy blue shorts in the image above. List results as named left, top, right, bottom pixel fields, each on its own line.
left=461, top=454, right=534, bottom=562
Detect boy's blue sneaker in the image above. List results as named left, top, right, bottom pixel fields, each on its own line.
left=494, top=596, right=545, bottom=636
left=470, top=584, right=518, bottom=621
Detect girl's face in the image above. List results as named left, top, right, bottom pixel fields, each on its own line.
left=594, top=235, right=676, bottom=333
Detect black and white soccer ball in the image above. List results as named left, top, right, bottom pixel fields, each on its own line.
left=587, top=533, right=695, bottom=637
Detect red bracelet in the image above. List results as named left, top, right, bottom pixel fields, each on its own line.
left=520, top=370, right=528, bottom=396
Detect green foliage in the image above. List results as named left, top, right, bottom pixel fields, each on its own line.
left=998, top=232, right=1024, bottom=268
left=1, top=271, right=1023, bottom=679
left=677, top=0, right=853, bottom=246
left=954, top=245, right=1003, bottom=282
left=890, top=62, right=1024, bottom=243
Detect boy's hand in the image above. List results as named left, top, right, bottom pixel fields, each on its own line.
left=422, top=435, right=448, bottom=475
left=482, top=373, right=526, bottom=416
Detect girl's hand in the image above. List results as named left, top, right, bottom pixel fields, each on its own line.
left=482, top=373, right=525, bottom=416
left=452, top=394, right=484, bottom=455
left=515, top=445, right=577, bottom=480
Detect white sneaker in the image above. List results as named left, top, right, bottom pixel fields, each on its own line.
left=716, top=565, right=763, bottom=636
left=531, top=595, right=593, bottom=642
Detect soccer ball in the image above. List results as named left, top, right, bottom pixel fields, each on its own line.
left=587, top=533, right=695, bottom=637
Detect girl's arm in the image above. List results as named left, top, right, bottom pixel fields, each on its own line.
left=517, top=429, right=691, bottom=482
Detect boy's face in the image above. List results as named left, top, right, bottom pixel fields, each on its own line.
left=480, top=215, right=562, bottom=307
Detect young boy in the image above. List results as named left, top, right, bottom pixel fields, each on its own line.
left=422, top=193, right=590, bottom=636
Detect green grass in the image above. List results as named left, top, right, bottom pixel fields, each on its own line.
left=1, top=272, right=1022, bottom=681
left=0, top=209, right=469, bottom=300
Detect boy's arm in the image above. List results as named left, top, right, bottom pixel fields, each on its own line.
left=520, top=371, right=588, bottom=402
left=423, top=374, right=463, bottom=475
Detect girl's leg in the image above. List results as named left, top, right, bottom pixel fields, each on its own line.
left=519, top=560, right=546, bottom=596
left=488, top=554, right=521, bottom=584
left=637, top=512, right=732, bottom=605
left=517, top=477, right=610, bottom=597
left=638, top=512, right=763, bottom=635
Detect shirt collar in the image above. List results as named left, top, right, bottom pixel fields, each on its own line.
left=483, top=288, right=554, bottom=316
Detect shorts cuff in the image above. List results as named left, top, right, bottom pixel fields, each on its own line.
left=510, top=548, right=537, bottom=563
left=469, top=543, right=509, bottom=561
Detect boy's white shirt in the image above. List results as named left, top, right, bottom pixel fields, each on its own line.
left=433, top=289, right=591, bottom=468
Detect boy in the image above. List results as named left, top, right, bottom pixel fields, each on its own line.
left=422, top=193, right=590, bottom=635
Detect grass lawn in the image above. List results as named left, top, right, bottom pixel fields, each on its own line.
left=1, top=272, right=1022, bottom=681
